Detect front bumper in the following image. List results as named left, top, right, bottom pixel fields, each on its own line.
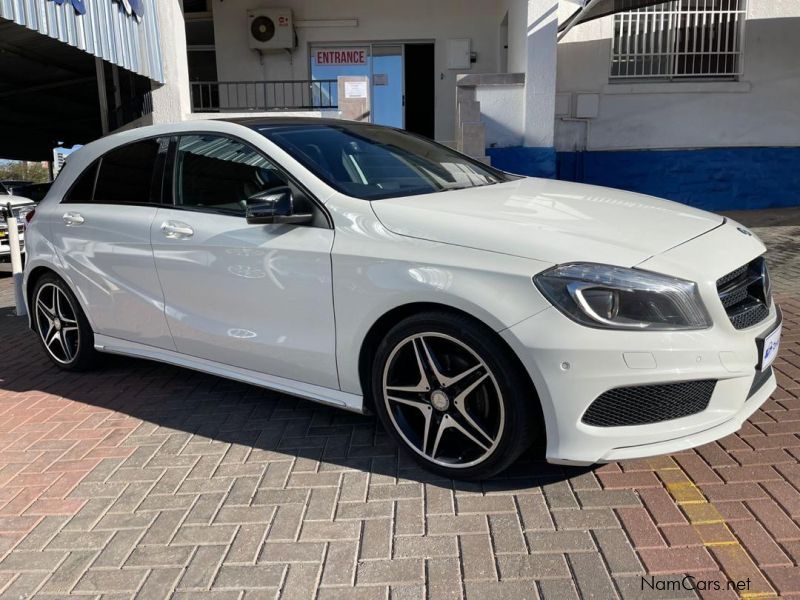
left=502, top=303, right=779, bottom=465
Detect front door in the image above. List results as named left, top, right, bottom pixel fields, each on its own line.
left=151, top=133, right=338, bottom=389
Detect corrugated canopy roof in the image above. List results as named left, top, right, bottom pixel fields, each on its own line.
left=559, top=0, right=672, bottom=38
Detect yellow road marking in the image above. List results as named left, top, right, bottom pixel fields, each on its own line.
left=646, top=457, right=778, bottom=599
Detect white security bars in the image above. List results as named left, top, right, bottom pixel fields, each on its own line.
left=611, top=0, right=746, bottom=80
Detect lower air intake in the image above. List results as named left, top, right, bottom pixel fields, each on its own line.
left=582, top=380, right=717, bottom=427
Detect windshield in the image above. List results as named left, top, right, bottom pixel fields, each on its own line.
left=254, top=122, right=513, bottom=200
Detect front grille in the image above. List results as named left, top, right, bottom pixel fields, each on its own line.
left=717, top=256, right=771, bottom=330
left=747, top=367, right=773, bottom=400
left=582, top=380, right=717, bottom=427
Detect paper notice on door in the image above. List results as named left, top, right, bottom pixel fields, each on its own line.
left=344, top=81, right=368, bottom=99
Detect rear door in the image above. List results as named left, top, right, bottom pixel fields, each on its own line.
left=49, top=137, right=174, bottom=349
left=150, top=133, right=338, bottom=388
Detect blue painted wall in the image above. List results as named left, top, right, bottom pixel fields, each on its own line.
left=486, top=146, right=557, bottom=179
left=487, top=145, right=800, bottom=211
left=557, top=147, right=800, bottom=211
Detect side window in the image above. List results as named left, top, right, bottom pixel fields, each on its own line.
left=174, top=134, right=289, bottom=216
left=63, top=161, right=99, bottom=204
left=92, top=138, right=164, bottom=205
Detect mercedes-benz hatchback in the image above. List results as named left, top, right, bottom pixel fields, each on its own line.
left=23, top=118, right=781, bottom=479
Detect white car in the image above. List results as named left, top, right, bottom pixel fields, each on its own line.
left=23, top=119, right=780, bottom=479
left=1, top=195, right=35, bottom=262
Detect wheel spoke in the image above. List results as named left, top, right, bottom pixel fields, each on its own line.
left=386, top=339, right=430, bottom=393
left=430, top=414, right=490, bottom=460
left=387, top=395, right=430, bottom=411
left=55, top=290, right=64, bottom=320
left=37, top=298, right=55, bottom=321
left=61, top=332, right=74, bottom=361
left=452, top=373, right=495, bottom=444
left=45, top=329, right=68, bottom=360
left=55, top=290, right=77, bottom=324
left=440, top=363, right=483, bottom=389
left=387, top=395, right=433, bottom=455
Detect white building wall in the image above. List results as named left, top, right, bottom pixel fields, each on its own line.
left=477, top=85, right=525, bottom=147
left=555, top=2, right=800, bottom=152
left=211, top=0, right=512, bottom=143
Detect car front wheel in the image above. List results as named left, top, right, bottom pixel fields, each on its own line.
left=372, top=311, right=540, bottom=480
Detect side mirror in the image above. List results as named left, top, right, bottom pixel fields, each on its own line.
left=245, top=187, right=313, bottom=225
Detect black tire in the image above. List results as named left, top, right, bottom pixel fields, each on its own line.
left=371, top=311, right=542, bottom=480
left=31, top=273, right=98, bottom=371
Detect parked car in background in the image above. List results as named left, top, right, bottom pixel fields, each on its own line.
left=0, top=195, right=35, bottom=262
left=22, top=119, right=781, bottom=479
left=8, top=182, right=51, bottom=203
left=0, top=180, right=33, bottom=195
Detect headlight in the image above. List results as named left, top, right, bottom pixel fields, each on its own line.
left=534, top=263, right=711, bottom=331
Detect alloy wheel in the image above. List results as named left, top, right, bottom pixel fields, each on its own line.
left=35, top=283, right=80, bottom=365
left=382, top=333, right=505, bottom=468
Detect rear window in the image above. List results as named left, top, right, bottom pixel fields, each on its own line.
left=64, top=138, right=165, bottom=205
left=94, top=138, right=163, bottom=204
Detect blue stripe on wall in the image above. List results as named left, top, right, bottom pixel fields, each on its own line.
left=556, top=147, right=800, bottom=211
left=486, top=146, right=557, bottom=179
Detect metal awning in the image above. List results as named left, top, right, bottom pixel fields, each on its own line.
left=0, top=0, right=164, bottom=83
left=559, top=0, right=671, bottom=39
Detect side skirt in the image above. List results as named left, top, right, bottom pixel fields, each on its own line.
left=93, top=334, right=365, bottom=414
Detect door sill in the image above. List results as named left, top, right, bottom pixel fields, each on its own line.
left=93, top=334, right=364, bottom=413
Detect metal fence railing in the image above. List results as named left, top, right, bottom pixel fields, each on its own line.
left=191, top=80, right=339, bottom=113
left=611, top=0, right=746, bottom=80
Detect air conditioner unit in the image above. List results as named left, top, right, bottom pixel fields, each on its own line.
left=247, top=8, right=294, bottom=50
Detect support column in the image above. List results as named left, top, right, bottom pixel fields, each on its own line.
left=95, top=58, right=109, bottom=135
left=506, top=0, right=557, bottom=177
left=525, top=0, right=558, bottom=148
left=149, top=0, right=191, bottom=123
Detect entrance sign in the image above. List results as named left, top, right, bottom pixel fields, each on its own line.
left=314, top=48, right=368, bottom=66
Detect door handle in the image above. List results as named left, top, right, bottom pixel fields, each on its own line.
left=62, top=212, right=85, bottom=226
left=161, top=220, right=194, bottom=239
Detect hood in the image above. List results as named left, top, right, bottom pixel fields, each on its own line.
left=370, top=178, right=724, bottom=267
left=1, top=195, right=36, bottom=208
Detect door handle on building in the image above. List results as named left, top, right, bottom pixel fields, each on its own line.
left=161, top=221, right=194, bottom=239
left=62, top=212, right=85, bottom=226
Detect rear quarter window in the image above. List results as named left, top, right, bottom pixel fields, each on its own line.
left=63, top=161, right=99, bottom=204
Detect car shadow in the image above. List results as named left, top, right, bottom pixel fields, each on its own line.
left=0, top=308, right=594, bottom=491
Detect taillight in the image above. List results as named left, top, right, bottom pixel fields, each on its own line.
left=24, top=208, right=35, bottom=224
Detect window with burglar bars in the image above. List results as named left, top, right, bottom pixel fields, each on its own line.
left=611, top=0, right=746, bottom=80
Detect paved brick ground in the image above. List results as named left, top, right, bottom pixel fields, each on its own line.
left=0, top=209, right=798, bottom=599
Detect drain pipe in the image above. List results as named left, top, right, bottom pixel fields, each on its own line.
left=3, top=202, right=26, bottom=317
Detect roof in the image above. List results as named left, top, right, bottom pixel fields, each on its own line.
left=223, top=117, right=379, bottom=129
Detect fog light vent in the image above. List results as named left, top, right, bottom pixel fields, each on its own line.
left=582, top=380, right=716, bottom=427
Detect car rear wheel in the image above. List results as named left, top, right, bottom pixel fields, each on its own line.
left=371, top=311, right=540, bottom=480
left=32, top=274, right=98, bottom=371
